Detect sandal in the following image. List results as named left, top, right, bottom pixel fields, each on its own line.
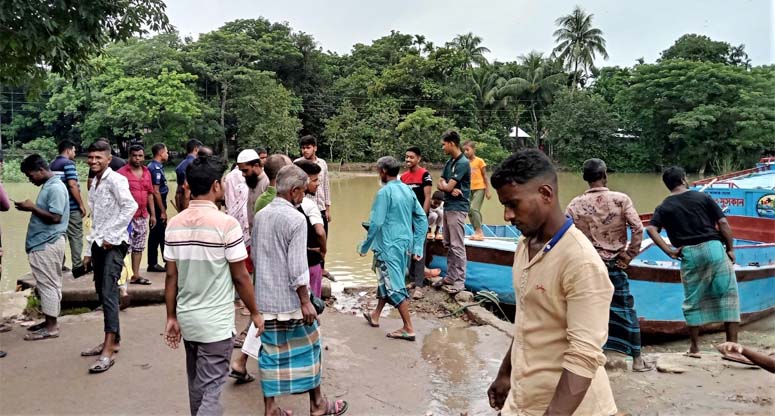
left=89, top=356, right=115, bottom=374
left=362, top=311, right=379, bottom=328
left=683, top=351, right=701, bottom=359
left=313, top=398, right=349, bottom=416
left=228, top=369, right=256, bottom=384
left=386, top=330, right=416, bottom=342
left=24, top=328, right=59, bottom=341
left=26, top=322, right=46, bottom=332
left=432, top=278, right=455, bottom=288
left=130, top=277, right=151, bottom=285
left=0, top=323, right=13, bottom=333
left=81, top=343, right=120, bottom=357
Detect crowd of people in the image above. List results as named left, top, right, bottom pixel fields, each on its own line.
left=0, top=129, right=772, bottom=415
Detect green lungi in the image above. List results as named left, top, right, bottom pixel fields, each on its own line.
left=680, top=240, right=740, bottom=326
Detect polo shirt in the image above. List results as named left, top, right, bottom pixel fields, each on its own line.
left=441, top=153, right=471, bottom=212
left=25, top=176, right=69, bottom=253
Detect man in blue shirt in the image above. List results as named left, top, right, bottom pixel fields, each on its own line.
left=50, top=140, right=86, bottom=273
left=434, top=130, right=471, bottom=293
left=174, top=139, right=202, bottom=211
left=147, top=143, right=169, bottom=272
left=16, top=154, right=69, bottom=341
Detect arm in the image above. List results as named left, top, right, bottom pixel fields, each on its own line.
left=487, top=344, right=512, bottom=410
left=411, top=198, right=429, bottom=257
left=288, top=220, right=316, bottom=324
left=111, top=178, right=139, bottom=244
left=359, top=189, right=388, bottom=255
left=312, top=223, right=327, bottom=257
left=645, top=225, right=681, bottom=259
left=422, top=185, right=432, bottom=215
left=15, top=200, right=63, bottom=224
left=152, top=184, right=167, bottom=220
left=717, top=343, right=775, bottom=373
left=164, top=260, right=181, bottom=349
left=229, top=260, right=264, bottom=334
left=147, top=197, right=157, bottom=228
left=0, top=183, right=10, bottom=211
left=622, top=198, right=643, bottom=266
left=437, top=178, right=458, bottom=193
left=718, top=218, right=735, bottom=262
left=67, top=179, right=86, bottom=216
left=481, top=165, right=491, bottom=199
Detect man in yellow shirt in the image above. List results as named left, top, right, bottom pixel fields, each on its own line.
left=487, top=149, right=617, bottom=416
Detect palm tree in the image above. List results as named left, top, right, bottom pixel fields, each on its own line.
left=499, top=51, right=566, bottom=146
left=468, top=67, right=508, bottom=129
left=450, top=32, right=491, bottom=69
left=552, top=6, right=609, bottom=88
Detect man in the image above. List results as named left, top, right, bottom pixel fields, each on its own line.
left=147, top=143, right=169, bottom=273
left=295, top=135, right=331, bottom=240
left=360, top=156, right=427, bottom=342
left=566, top=158, right=653, bottom=372
left=487, top=149, right=616, bottom=416
left=163, top=156, right=264, bottom=416
left=228, top=153, right=292, bottom=385
left=400, top=146, right=436, bottom=299
left=646, top=166, right=748, bottom=363
left=238, top=149, right=269, bottom=235
left=117, top=145, right=156, bottom=285
left=50, top=140, right=86, bottom=273
left=223, top=153, right=250, bottom=270
left=434, top=130, right=470, bottom=293
left=257, top=147, right=268, bottom=166
left=15, top=155, right=69, bottom=341
left=81, top=141, right=137, bottom=374
left=87, top=138, right=126, bottom=189
left=253, top=165, right=348, bottom=416
left=294, top=160, right=327, bottom=298
left=175, top=139, right=202, bottom=211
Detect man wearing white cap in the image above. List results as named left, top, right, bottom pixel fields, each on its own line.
left=237, top=149, right=269, bottom=235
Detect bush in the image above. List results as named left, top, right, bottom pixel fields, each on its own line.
left=21, top=137, right=57, bottom=160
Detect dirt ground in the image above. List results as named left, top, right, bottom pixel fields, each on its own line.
left=1, top=290, right=773, bottom=415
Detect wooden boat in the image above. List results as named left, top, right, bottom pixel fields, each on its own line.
left=425, top=215, right=775, bottom=336
left=692, top=156, right=775, bottom=218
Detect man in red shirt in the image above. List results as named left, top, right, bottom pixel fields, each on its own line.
left=117, top=145, right=156, bottom=286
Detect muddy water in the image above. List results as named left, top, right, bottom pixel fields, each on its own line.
left=0, top=171, right=669, bottom=292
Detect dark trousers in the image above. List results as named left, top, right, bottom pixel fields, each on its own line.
left=185, top=337, right=233, bottom=416
left=91, top=242, right=128, bottom=342
left=147, top=197, right=167, bottom=267
left=320, top=209, right=328, bottom=269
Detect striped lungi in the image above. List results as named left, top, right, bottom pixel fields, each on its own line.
left=259, top=319, right=322, bottom=397
left=375, top=258, right=409, bottom=307
left=680, top=240, right=740, bottom=326
left=603, top=265, right=642, bottom=357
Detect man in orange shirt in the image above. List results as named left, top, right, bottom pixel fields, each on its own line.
left=463, top=141, right=491, bottom=241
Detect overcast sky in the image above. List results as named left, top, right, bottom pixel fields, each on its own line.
left=164, top=0, right=774, bottom=67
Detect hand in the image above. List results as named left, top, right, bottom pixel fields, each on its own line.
left=149, top=216, right=157, bottom=229
left=83, top=256, right=91, bottom=269
left=487, top=373, right=511, bottom=411
left=300, top=300, right=318, bottom=325
left=412, top=254, right=422, bottom=261
left=102, top=242, right=113, bottom=250
left=325, top=210, right=332, bottom=223
left=14, top=199, right=35, bottom=212
left=716, top=342, right=744, bottom=355
left=669, top=247, right=683, bottom=260
left=79, top=205, right=87, bottom=217
left=616, top=254, right=633, bottom=269
left=451, top=189, right=462, bottom=197
left=251, top=312, right=265, bottom=337
left=485, top=190, right=492, bottom=200
left=161, top=211, right=167, bottom=222
left=164, top=318, right=181, bottom=349
left=726, top=249, right=736, bottom=264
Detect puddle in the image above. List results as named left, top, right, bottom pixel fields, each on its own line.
left=421, top=326, right=494, bottom=415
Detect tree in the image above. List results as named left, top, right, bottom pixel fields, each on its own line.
left=659, top=34, right=749, bottom=68
left=450, top=32, right=491, bottom=69
left=1, top=0, right=171, bottom=84
left=322, top=102, right=367, bottom=163
left=396, top=107, right=454, bottom=163
left=552, top=6, right=609, bottom=88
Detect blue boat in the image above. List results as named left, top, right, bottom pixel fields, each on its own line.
left=426, top=216, right=775, bottom=336
left=692, top=157, right=775, bottom=218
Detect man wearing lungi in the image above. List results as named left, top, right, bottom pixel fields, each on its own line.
left=567, top=158, right=653, bottom=372
left=646, top=166, right=749, bottom=364
left=16, top=154, right=69, bottom=341
left=359, top=156, right=428, bottom=342
left=253, top=165, right=348, bottom=416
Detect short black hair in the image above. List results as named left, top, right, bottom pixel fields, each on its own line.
left=299, top=135, right=317, bottom=147
left=294, top=159, right=322, bottom=176
left=406, top=146, right=422, bottom=158
left=151, top=143, right=166, bottom=156
left=129, top=144, right=144, bottom=154
left=264, top=154, right=290, bottom=181
left=256, top=147, right=267, bottom=155
left=582, top=158, right=607, bottom=183
left=491, top=149, right=556, bottom=189
left=58, top=140, right=76, bottom=154
left=186, top=139, right=203, bottom=154
left=462, top=140, right=475, bottom=149
left=87, top=140, right=112, bottom=154
left=441, top=130, right=461, bottom=147
left=662, top=166, right=686, bottom=191
left=432, top=190, right=444, bottom=201
left=186, top=156, right=225, bottom=197
left=20, top=154, right=49, bottom=173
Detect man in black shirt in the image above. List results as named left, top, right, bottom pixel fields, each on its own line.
left=646, top=167, right=749, bottom=364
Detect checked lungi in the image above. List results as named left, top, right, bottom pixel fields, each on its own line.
left=375, top=258, right=409, bottom=307
left=259, top=319, right=322, bottom=397
left=603, top=265, right=642, bottom=357
left=680, top=240, right=740, bottom=326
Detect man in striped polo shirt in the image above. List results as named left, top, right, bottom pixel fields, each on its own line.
left=163, top=156, right=263, bottom=416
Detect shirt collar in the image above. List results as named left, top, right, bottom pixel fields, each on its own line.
left=584, top=187, right=609, bottom=194
left=188, top=200, right=218, bottom=209
left=96, top=167, right=114, bottom=181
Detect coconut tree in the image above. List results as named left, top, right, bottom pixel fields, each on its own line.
left=468, top=67, right=508, bottom=129
left=552, top=6, right=609, bottom=88
left=450, top=32, right=491, bottom=69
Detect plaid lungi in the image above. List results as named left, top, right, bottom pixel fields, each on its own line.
left=680, top=240, right=740, bottom=326
left=259, top=319, right=322, bottom=397
left=375, top=258, right=409, bottom=307
left=603, top=266, right=642, bottom=357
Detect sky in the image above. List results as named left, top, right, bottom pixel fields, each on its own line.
left=164, top=0, right=774, bottom=67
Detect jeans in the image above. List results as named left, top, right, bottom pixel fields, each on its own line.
left=91, top=242, right=128, bottom=342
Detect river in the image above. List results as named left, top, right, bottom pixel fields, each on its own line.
left=0, top=170, right=669, bottom=292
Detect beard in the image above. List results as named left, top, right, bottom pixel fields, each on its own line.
left=245, top=173, right=259, bottom=189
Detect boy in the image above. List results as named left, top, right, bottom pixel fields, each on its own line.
left=462, top=140, right=491, bottom=241
left=428, top=191, right=444, bottom=240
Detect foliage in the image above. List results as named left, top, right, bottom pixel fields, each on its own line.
left=449, top=32, right=491, bottom=69
left=21, top=137, right=58, bottom=160
left=659, top=34, right=750, bottom=68
left=0, top=0, right=171, bottom=86
left=396, top=107, right=454, bottom=163
left=552, top=6, right=609, bottom=88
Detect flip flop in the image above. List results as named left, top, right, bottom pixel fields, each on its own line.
left=81, top=343, right=120, bottom=356
left=228, top=369, right=256, bottom=384
left=683, top=351, right=701, bottom=359
left=386, top=331, right=416, bottom=342
left=432, top=278, right=455, bottom=288
left=721, top=353, right=756, bottom=366
left=362, top=311, right=379, bottom=328
left=24, top=328, right=59, bottom=341
left=130, top=277, right=152, bottom=285
left=313, top=399, right=348, bottom=416
left=632, top=362, right=656, bottom=372
left=0, top=323, right=13, bottom=333
left=89, top=356, right=115, bottom=374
